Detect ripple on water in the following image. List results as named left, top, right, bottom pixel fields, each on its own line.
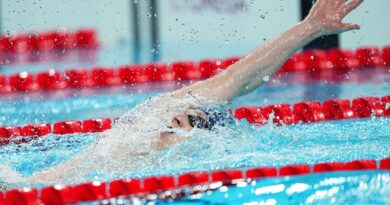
left=0, top=116, right=389, bottom=187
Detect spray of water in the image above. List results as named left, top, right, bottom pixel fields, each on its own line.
left=0, top=94, right=389, bottom=190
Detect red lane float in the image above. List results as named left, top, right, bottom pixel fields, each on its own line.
left=40, top=185, right=78, bottom=205
left=235, top=105, right=295, bottom=125
left=245, top=167, right=277, bottom=179
left=53, top=121, right=83, bottom=135
left=172, top=61, right=201, bottom=80
left=327, top=49, right=351, bottom=71
left=383, top=46, right=390, bottom=66
left=345, top=159, right=377, bottom=171
left=279, top=164, right=311, bottom=176
left=83, top=118, right=111, bottom=133
left=0, top=126, right=21, bottom=138
left=2, top=157, right=389, bottom=204
left=71, top=182, right=107, bottom=202
left=380, top=157, right=390, bottom=170
left=322, top=99, right=355, bottom=120
left=1, top=95, right=389, bottom=147
left=74, top=29, right=99, bottom=49
left=9, top=72, right=36, bottom=92
left=109, top=179, right=142, bottom=198
left=120, top=64, right=152, bottom=83
left=235, top=95, right=390, bottom=126
left=352, top=97, right=385, bottom=117
left=211, top=169, right=243, bottom=183
left=91, top=68, right=119, bottom=87
left=0, top=75, right=6, bottom=89
left=142, top=176, right=176, bottom=193
left=0, top=127, right=22, bottom=145
left=265, top=104, right=295, bottom=125
left=199, top=59, right=218, bottom=78
left=1, top=45, right=389, bottom=94
left=313, top=162, right=346, bottom=173
left=21, top=124, right=51, bottom=137
left=3, top=188, right=39, bottom=205
left=293, top=102, right=325, bottom=123
left=37, top=70, right=66, bottom=90
left=234, top=107, right=264, bottom=124
left=356, top=47, right=384, bottom=68
left=0, top=28, right=98, bottom=54
left=383, top=96, right=390, bottom=116
left=0, top=29, right=98, bottom=66
left=178, top=172, right=209, bottom=187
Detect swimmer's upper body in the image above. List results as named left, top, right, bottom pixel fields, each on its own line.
left=155, top=0, right=364, bottom=149
left=20, top=0, right=363, bottom=186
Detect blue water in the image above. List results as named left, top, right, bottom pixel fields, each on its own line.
left=1, top=116, right=389, bottom=178
left=0, top=46, right=390, bottom=204
left=0, top=74, right=389, bottom=126
left=163, top=171, right=390, bottom=205
left=1, top=117, right=389, bottom=204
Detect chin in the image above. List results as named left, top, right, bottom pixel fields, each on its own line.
left=154, top=131, right=186, bottom=151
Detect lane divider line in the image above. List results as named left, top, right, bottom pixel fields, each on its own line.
left=1, top=95, right=389, bottom=146
left=1, top=46, right=389, bottom=94
left=0, top=28, right=98, bottom=54
left=1, top=157, right=389, bottom=204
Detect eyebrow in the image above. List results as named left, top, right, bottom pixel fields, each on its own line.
left=187, top=115, right=211, bottom=130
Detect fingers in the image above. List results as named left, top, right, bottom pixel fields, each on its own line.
left=341, top=23, right=360, bottom=32
left=342, top=0, right=364, bottom=15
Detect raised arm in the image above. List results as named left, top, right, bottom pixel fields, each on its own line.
left=173, top=0, right=363, bottom=102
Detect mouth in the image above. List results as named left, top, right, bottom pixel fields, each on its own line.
left=160, top=131, right=175, bottom=138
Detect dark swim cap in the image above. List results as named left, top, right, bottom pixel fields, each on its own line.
left=188, top=115, right=211, bottom=130
left=188, top=109, right=234, bottom=130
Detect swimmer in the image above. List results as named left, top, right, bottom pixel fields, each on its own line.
left=2, top=0, right=364, bottom=187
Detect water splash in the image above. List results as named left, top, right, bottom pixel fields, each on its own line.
left=0, top=95, right=389, bottom=189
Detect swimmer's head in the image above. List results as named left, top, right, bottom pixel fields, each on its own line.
left=116, top=95, right=232, bottom=152
left=155, top=108, right=231, bottom=150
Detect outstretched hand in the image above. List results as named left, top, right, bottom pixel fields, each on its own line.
left=305, top=0, right=364, bottom=35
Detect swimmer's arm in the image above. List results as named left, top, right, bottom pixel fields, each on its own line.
left=26, top=148, right=92, bottom=185
left=173, top=0, right=363, bottom=102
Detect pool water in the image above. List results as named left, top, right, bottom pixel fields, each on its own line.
left=1, top=69, right=389, bottom=126
left=1, top=116, right=389, bottom=179
left=162, top=171, right=390, bottom=205
left=0, top=46, right=389, bottom=204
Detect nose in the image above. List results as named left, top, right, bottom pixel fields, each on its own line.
left=171, top=114, right=192, bottom=130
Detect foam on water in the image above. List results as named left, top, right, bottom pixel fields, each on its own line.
left=1, top=115, right=389, bottom=186
left=150, top=117, right=390, bottom=176
left=0, top=94, right=389, bottom=194
left=0, top=93, right=226, bottom=185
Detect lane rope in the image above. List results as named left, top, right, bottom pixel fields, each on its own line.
left=1, top=46, right=390, bottom=204
left=0, top=95, right=389, bottom=146
left=0, top=28, right=98, bottom=54
left=0, top=46, right=389, bottom=94
left=0, top=157, right=389, bottom=204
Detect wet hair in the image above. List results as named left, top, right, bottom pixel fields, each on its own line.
left=188, top=115, right=211, bottom=130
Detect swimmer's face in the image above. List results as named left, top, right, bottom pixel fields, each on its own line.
left=154, top=109, right=210, bottom=150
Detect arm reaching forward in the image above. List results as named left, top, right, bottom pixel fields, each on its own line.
left=173, top=0, right=364, bottom=102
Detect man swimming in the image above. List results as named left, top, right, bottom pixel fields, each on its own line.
left=2, top=0, right=364, bottom=187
